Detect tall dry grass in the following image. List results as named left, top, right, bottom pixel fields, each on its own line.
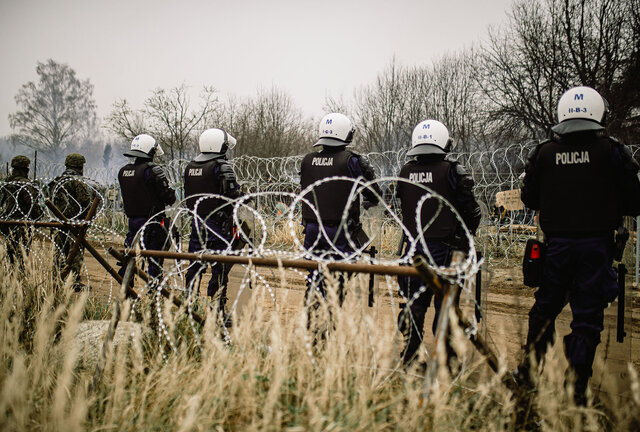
left=0, top=244, right=638, bottom=431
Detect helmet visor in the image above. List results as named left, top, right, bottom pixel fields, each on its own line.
left=314, top=137, right=350, bottom=147
left=227, top=135, right=237, bottom=151
left=551, top=119, right=604, bottom=135
left=406, top=143, right=446, bottom=156
left=194, top=152, right=226, bottom=162
left=123, top=149, right=152, bottom=158
left=155, top=143, right=165, bottom=157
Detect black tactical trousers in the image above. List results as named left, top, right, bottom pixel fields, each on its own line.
left=398, top=240, right=454, bottom=365
left=524, top=236, right=617, bottom=398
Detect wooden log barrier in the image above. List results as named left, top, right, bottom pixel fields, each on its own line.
left=114, top=248, right=432, bottom=278
left=108, top=248, right=205, bottom=326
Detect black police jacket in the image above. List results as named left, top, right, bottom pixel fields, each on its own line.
left=521, top=131, right=640, bottom=236
left=300, top=148, right=360, bottom=225
left=184, top=158, right=225, bottom=219
left=398, top=157, right=460, bottom=240
left=118, top=160, right=175, bottom=218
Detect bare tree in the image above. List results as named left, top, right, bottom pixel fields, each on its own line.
left=351, top=59, right=413, bottom=153
left=480, top=0, right=638, bottom=141
left=9, top=59, right=97, bottom=160
left=105, top=85, right=218, bottom=160
left=146, top=85, right=218, bottom=159
left=611, top=0, right=640, bottom=143
left=215, top=87, right=314, bottom=158
left=332, top=53, right=490, bottom=155
left=424, top=49, right=492, bottom=152
left=104, top=99, right=148, bottom=142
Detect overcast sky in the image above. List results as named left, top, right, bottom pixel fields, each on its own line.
left=0, top=0, right=513, bottom=137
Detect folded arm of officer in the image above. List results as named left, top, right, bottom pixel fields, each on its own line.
left=449, top=162, right=482, bottom=235
left=612, top=140, right=640, bottom=215
left=348, top=155, right=382, bottom=210
left=148, top=164, right=177, bottom=209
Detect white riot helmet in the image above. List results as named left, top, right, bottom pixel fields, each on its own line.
left=314, top=113, right=355, bottom=147
left=124, top=134, right=164, bottom=158
left=553, top=86, right=608, bottom=134
left=195, top=128, right=237, bottom=162
left=407, top=119, right=453, bottom=156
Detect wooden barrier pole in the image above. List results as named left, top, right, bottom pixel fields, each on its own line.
left=2, top=204, right=206, bottom=326
left=116, top=248, right=428, bottom=278
left=44, top=199, right=141, bottom=300
left=59, top=197, right=101, bottom=280
left=89, top=257, right=134, bottom=394
left=107, top=248, right=150, bottom=284
left=413, top=255, right=500, bottom=374
left=108, top=248, right=205, bottom=326
left=0, top=220, right=70, bottom=229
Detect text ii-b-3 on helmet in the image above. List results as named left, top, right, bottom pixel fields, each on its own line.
left=554, top=86, right=608, bottom=133
left=314, top=113, right=355, bottom=147
left=407, top=119, right=453, bottom=156
left=195, top=128, right=237, bottom=162
left=124, top=134, right=164, bottom=159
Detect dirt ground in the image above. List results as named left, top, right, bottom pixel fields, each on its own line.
left=79, top=245, right=640, bottom=400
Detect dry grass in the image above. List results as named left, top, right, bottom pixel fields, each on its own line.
left=0, top=245, right=639, bottom=431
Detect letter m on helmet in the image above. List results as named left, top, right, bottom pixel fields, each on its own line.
left=574, top=94, right=584, bottom=100
left=326, top=119, right=332, bottom=124
left=423, top=124, right=430, bottom=129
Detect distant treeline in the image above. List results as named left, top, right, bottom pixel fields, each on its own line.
left=6, top=0, right=639, bottom=165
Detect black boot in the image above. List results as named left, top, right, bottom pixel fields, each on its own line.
left=565, top=365, right=590, bottom=406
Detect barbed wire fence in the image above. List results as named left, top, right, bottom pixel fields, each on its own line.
left=0, top=142, right=637, bottom=378
left=4, top=141, right=639, bottom=279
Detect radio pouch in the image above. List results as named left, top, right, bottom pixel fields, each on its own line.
left=523, top=238, right=545, bottom=288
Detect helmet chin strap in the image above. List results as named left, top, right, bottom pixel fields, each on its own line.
left=601, top=97, right=610, bottom=126
left=148, top=140, right=160, bottom=159
left=444, top=138, right=454, bottom=153
left=344, top=126, right=355, bottom=143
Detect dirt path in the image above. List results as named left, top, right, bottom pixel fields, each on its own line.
left=79, top=247, right=639, bottom=399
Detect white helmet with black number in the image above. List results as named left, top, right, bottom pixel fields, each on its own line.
left=314, top=113, right=355, bottom=147
left=195, top=128, right=237, bottom=162
left=552, top=86, right=608, bottom=134
left=124, top=134, right=164, bottom=158
left=407, top=119, right=453, bottom=156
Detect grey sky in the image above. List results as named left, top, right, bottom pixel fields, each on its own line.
left=0, top=0, right=512, bottom=137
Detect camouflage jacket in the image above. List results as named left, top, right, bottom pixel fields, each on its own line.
left=49, top=169, right=92, bottom=219
left=0, top=170, right=43, bottom=220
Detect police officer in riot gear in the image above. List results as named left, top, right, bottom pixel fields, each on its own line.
left=299, top=113, right=382, bottom=316
left=396, top=119, right=481, bottom=366
left=0, top=155, right=42, bottom=263
left=183, top=128, right=242, bottom=322
left=517, top=86, right=640, bottom=404
left=118, top=134, right=176, bottom=280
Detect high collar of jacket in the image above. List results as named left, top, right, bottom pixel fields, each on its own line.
left=551, top=118, right=604, bottom=136
left=10, top=168, right=29, bottom=179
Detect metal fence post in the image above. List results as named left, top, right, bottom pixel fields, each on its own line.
left=635, top=216, right=640, bottom=289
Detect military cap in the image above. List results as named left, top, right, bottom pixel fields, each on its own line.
left=65, top=153, right=86, bottom=169
left=11, top=155, right=31, bottom=169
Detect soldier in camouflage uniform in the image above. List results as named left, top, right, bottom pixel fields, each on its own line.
left=0, top=155, right=43, bottom=263
left=50, top=153, right=92, bottom=290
